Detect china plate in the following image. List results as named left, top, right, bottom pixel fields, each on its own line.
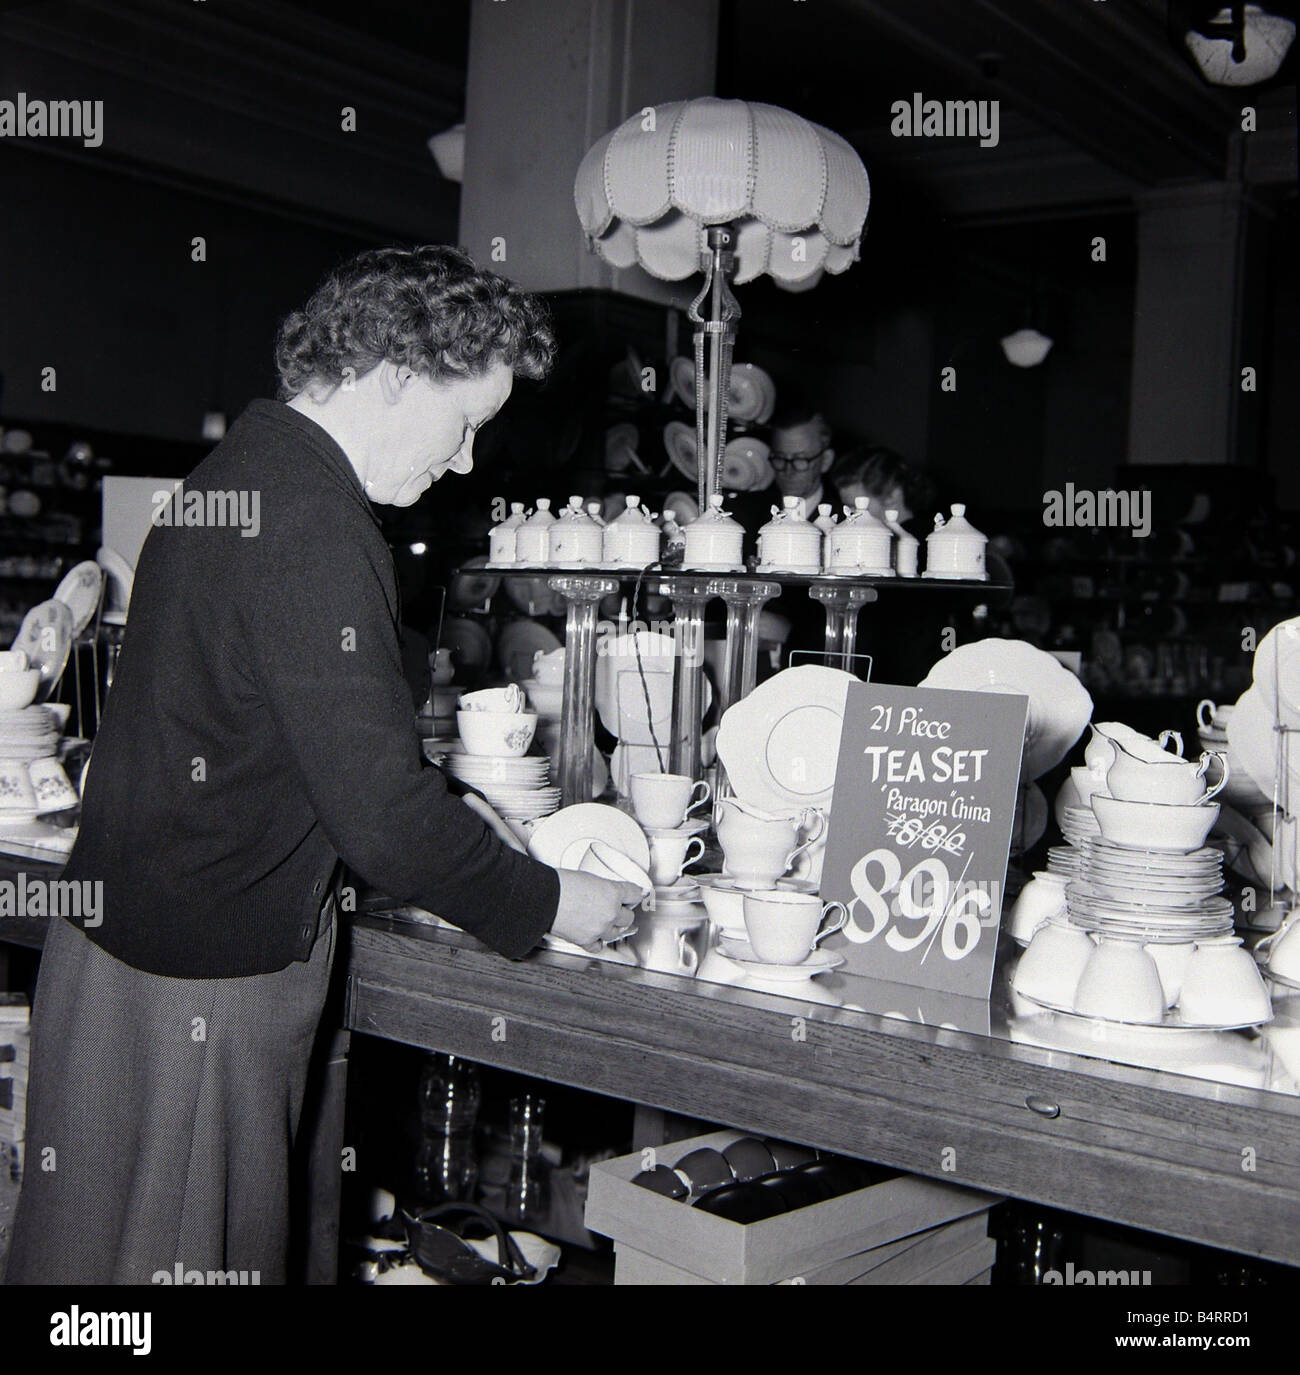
left=920, top=639, right=1093, bottom=781
left=1251, top=616, right=1300, bottom=716
left=595, top=631, right=712, bottom=743
left=498, top=620, right=562, bottom=684
left=1015, top=988, right=1269, bottom=1032
left=664, top=420, right=698, bottom=482
left=669, top=358, right=775, bottom=423
left=1227, top=685, right=1288, bottom=801
left=716, top=937, right=844, bottom=980
left=53, top=561, right=103, bottom=638
left=715, top=665, right=856, bottom=814
left=526, top=803, right=652, bottom=871
left=10, top=600, right=73, bottom=703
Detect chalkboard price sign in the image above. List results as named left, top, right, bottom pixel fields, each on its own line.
left=820, top=681, right=1028, bottom=998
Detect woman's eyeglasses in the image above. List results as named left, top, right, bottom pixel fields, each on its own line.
left=768, top=450, right=824, bottom=472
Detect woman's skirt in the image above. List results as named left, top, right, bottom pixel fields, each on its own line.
left=4, top=909, right=335, bottom=1285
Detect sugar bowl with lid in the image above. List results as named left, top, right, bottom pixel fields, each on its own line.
left=827, top=496, right=893, bottom=575
left=548, top=495, right=604, bottom=566
left=924, top=503, right=988, bottom=580
left=757, top=496, right=821, bottom=573
left=602, top=494, right=661, bottom=569
left=683, top=493, right=745, bottom=572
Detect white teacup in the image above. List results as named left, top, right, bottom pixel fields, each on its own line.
left=1178, top=937, right=1272, bottom=1026
left=533, top=648, right=566, bottom=686
left=742, top=890, right=847, bottom=965
left=0, top=649, right=30, bottom=673
left=576, top=839, right=653, bottom=903
left=459, top=685, right=526, bottom=713
left=1011, top=917, right=1095, bottom=1008
left=1005, top=871, right=1067, bottom=945
left=630, top=772, right=710, bottom=830
left=630, top=908, right=706, bottom=976
left=1196, top=699, right=1233, bottom=733
left=645, top=830, right=707, bottom=888
left=1265, top=914, right=1300, bottom=984
left=1073, top=939, right=1165, bottom=1023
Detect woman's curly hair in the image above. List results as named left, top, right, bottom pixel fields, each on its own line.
left=274, top=244, right=556, bottom=399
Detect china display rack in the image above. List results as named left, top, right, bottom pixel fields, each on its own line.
left=469, top=565, right=1011, bottom=806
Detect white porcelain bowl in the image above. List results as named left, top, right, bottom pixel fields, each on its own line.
left=1091, top=794, right=1219, bottom=853
left=456, top=710, right=538, bottom=757
left=0, top=669, right=40, bottom=710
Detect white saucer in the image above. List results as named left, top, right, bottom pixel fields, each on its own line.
left=716, top=937, right=844, bottom=980
left=527, top=803, right=652, bottom=870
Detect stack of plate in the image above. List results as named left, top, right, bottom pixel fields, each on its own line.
left=0, top=706, right=61, bottom=763
left=1066, top=839, right=1232, bottom=943
left=441, top=749, right=561, bottom=820
left=1060, top=805, right=1102, bottom=847
left=1045, top=845, right=1081, bottom=878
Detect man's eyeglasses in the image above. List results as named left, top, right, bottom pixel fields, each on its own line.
left=768, top=450, right=824, bottom=471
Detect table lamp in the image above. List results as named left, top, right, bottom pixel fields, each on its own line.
left=575, top=98, right=870, bottom=510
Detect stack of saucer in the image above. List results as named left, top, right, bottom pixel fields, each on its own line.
left=1060, top=805, right=1102, bottom=847
left=440, top=747, right=561, bottom=821
left=1045, top=844, right=1081, bottom=879
left=1066, top=839, right=1232, bottom=943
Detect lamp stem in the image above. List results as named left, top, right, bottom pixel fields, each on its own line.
left=687, top=224, right=741, bottom=509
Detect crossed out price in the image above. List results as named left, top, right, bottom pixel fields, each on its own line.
left=842, top=848, right=994, bottom=962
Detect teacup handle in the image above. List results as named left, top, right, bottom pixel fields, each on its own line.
left=677, top=930, right=699, bottom=973
left=685, top=779, right=712, bottom=818
left=800, top=807, right=827, bottom=845
left=1197, top=750, right=1230, bottom=802
left=785, top=819, right=824, bottom=873
left=1196, top=699, right=1217, bottom=731
left=1158, top=729, right=1184, bottom=757
left=813, top=902, right=848, bottom=945
left=682, top=836, right=706, bottom=870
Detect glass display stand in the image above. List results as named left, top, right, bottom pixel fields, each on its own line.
left=808, top=581, right=880, bottom=672
left=474, top=566, right=1009, bottom=806
left=547, top=574, right=619, bottom=806
left=649, top=574, right=713, bottom=782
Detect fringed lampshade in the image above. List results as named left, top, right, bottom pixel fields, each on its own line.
left=575, top=98, right=870, bottom=507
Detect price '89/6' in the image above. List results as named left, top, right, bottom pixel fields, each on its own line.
left=844, top=848, right=993, bottom=962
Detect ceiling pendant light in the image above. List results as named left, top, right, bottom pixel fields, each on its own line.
left=1183, top=3, right=1296, bottom=85
left=1001, top=327, right=1054, bottom=368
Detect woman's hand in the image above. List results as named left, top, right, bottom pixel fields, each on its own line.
left=551, top=869, right=642, bottom=951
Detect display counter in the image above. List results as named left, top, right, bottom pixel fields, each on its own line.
left=338, top=910, right=1300, bottom=1268
left=6, top=863, right=1298, bottom=1273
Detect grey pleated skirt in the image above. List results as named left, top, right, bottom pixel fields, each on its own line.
left=4, top=910, right=335, bottom=1286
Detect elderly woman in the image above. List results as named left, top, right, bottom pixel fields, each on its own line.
left=6, top=246, right=636, bottom=1285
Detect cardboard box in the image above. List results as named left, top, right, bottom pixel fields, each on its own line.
left=615, top=1212, right=994, bottom=1287
left=0, top=996, right=29, bottom=1179
left=587, top=1129, right=1000, bottom=1286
